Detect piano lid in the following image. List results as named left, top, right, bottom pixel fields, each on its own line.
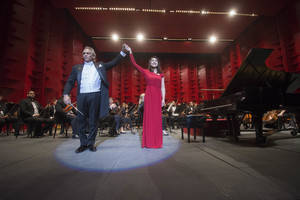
left=222, top=48, right=290, bottom=97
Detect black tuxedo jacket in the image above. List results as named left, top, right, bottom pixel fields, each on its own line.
left=0, top=101, right=6, bottom=113
left=63, top=53, right=123, bottom=118
left=19, top=98, right=42, bottom=119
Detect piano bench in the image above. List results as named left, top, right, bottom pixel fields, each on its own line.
left=181, top=127, right=205, bottom=143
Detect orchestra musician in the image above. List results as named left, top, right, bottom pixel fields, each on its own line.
left=0, top=95, right=7, bottom=134
left=106, top=97, right=120, bottom=137
left=40, top=99, right=56, bottom=135
left=19, top=90, right=54, bottom=137
left=55, top=96, right=78, bottom=138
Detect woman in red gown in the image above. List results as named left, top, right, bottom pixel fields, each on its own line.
left=125, top=45, right=165, bottom=148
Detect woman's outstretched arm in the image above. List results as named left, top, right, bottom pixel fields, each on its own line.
left=125, top=44, right=146, bottom=75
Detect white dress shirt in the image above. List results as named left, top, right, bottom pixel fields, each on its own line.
left=80, top=52, right=126, bottom=94
left=80, top=61, right=101, bottom=93
left=31, top=102, right=39, bottom=115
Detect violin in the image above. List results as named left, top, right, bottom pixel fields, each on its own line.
left=263, top=110, right=279, bottom=123
left=64, top=101, right=76, bottom=113
left=243, top=113, right=252, bottom=123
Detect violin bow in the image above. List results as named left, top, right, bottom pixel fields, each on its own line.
left=69, top=103, right=85, bottom=118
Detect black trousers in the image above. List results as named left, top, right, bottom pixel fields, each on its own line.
left=64, top=115, right=78, bottom=136
left=23, top=117, right=54, bottom=137
left=5, top=117, right=21, bottom=135
left=77, top=92, right=101, bottom=146
left=0, top=118, right=6, bottom=133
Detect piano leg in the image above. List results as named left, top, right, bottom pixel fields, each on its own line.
left=181, top=128, right=184, bottom=140
left=253, top=112, right=266, bottom=144
left=188, top=128, right=190, bottom=143
left=202, top=128, right=205, bottom=143
left=295, top=111, right=300, bottom=134
left=287, top=111, right=300, bottom=136
left=194, top=128, right=196, bottom=141
left=226, top=114, right=240, bottom=141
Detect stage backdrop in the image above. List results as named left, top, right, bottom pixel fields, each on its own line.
left=0, top=0, right=299, bottom=106
left=0, top=0, right=93, bottom=105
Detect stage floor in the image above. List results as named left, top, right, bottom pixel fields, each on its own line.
left=0, top=129, right=300, bottom=200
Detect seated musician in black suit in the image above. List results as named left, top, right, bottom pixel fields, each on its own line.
left=185, top=101, right=196, bottom=115
left=193, top=102, right=201, bottom=114
left=19, top=90, right=53, bottom=137
left=0, top=95, right=6, bottom=134
left=162, top=104, right=169, bottom=135
left=176, top=102, right=188, bottom=128
left=137, top=93, right=145, bottom=128
left=168, top=101, right=182, bottom=129
left=3, top=103, right=22, bottom=136
left=109, top=97, right=121, bottom=135
left=0, top=95, right=22, bottom=136
left=40, top=99, right=57, bottom=136
left=55, top=96, right=78, bottom=138
left=120, top=103, right=133, bottom=133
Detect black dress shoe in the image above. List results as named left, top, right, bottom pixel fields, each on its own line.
left=88, top=145, right=97, bottom=152
left=75, top=146, right=87, bottom=153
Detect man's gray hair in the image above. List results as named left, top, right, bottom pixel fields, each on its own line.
left=82, top=46, right=96, bottom=61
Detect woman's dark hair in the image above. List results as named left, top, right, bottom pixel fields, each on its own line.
left=148, top=56, right=161, bottom=73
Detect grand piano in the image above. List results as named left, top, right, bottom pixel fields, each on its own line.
left=199, top=48, right=300, bottom=144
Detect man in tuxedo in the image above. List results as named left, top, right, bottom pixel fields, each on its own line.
left=185, top=101, right=195, bottom=115
left=19, top=90, right=53, bottom=137
left=63, top=45, right=128, bottom=153
left=0, top=95, right=7, bottom=133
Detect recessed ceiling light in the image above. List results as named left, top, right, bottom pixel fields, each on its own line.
left=229, top=10, right=236, bottom=17
left=137, top=33, right=144, bottom=41
left=111, top=34, right=119, bottom=41
left=209, top=36, right=217, bottom=43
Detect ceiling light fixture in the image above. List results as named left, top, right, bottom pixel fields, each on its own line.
left=74, top=7, right=258, bottom=17
left=91, top=36, right=232, bottom=43
left=201, top=10, right=208, bottom=15
left=229, top=10, right=237, bottom=17
left=111, top=34, right=119, bottom=41
left=142, top=9, right=166, bottom=13
left=136, top=34, right=144, bottom=41
left=209, top=36, right=217, bottom=43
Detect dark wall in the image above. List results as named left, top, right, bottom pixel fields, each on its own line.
left=221, top=1, right=300, bottom=89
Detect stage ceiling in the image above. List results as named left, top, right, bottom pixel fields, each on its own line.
left=50, top=0, right=293, bottom=54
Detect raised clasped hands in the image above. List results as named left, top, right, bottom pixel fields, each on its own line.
left=121, top=44, right=127, bottom=54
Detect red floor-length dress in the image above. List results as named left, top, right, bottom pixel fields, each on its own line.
left=130, top=54, right=163, bottom=148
